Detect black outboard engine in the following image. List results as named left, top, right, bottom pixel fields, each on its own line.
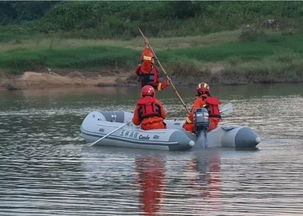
left=194, top=108, right=209, bottom=135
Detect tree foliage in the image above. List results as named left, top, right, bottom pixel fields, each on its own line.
left=1, top=1, right=303, bottom=39
left=0, top=1, right=58, bottom=24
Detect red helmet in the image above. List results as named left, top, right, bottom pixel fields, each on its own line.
left=141, top=85, right=155, bottom=97
left=140, top=47, right=154, bottom=61
left=140, top=47, right=155, bottom=74
left=196, top=82, right=210, bottom=94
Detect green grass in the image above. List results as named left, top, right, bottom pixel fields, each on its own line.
left=231, top=53, right=303, bottom=83
left=0, top=46, right=140, bottom=74
left=0, top=30, right=240, bottom=52
left=160, top=33, right=303, bottom=62
left=0, top=29, right=242, bottom=74
left=0, top=32, right=34, bottom=43
left=1, top=31, right=303, bottom=83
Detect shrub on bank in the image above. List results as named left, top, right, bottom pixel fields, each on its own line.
left=2, top=1, right=303, bottom=41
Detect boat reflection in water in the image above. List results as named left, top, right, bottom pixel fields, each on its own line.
left=187, top=150, right=221, bottom=201
left=133, top=150, right=221, bottom=215
left=134, top=155, right=166, bottom=215
left=81, top=144, right=222, bottom=215
left=167, top=150, right=221, bottom=215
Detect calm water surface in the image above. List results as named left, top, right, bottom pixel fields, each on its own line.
left=0, top=84, right=302, bottom=216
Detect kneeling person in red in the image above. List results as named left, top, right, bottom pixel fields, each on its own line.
left=132, top=85, right=167, bottom=130
left=183, top=82, right=221, bottom=133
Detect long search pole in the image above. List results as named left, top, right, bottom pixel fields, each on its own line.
left=138, top=27, right=190, bottom=115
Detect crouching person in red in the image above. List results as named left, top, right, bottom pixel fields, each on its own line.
left=183, top=82, right=221, bottom=133
left=132, top=85, right=167, bottom=130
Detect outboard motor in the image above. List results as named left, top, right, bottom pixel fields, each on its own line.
left=193, top=108, right=209, bottom=149
left=194, top=108, right=209, bottom=135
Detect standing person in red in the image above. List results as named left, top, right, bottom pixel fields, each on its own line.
left=183, top=82, right=221, bottom=133
left=132, top=85, right=167, bottom=130
left=135, top=38, right=169, bottom=91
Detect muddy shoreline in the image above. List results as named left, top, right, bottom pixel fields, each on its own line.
left=0, top=71, right=138, bottom=91
left=0, top=71, right=201, bottom=91
left=0, top=70, right=301, bottom=91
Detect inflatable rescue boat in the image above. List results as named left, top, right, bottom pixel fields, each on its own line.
left=80, top=111, right=261, bottom=151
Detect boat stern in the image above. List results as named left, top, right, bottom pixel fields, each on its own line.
left=235, top=127, right=261, bottom=148
left=168, top=129, right=195, bottom=151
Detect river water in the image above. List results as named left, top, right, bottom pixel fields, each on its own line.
left=0, top=84, right=302, bottom=216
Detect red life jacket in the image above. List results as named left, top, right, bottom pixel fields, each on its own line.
left=139, top=66, right=159, bottom=88
left=137, top=96, right=161, bottom=119
left=204, top=97, right=221, bottom=119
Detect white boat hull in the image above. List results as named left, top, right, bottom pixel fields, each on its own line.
left=80, top=111, right=261, bottom=151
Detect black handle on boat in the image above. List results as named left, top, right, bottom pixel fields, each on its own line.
left=138, top=27, right=190, bottom=115
left=89, top=122, right=129, bottom=147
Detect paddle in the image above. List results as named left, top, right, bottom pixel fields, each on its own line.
left=89, top=122, right=129, bottom=147
left=220, top=103, right=233, bottom=115
left=138, top=27, right=190, bottom=115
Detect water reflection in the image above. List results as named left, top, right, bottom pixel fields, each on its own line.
left=0, top=83, right=303, bottom=215
left=132, top=150, right=223, bottom=215
left=182, top=150, right=222, bottom=215
left=134, top=155, right=166, bottom=215
left=188, top=150, right=221, bottom=199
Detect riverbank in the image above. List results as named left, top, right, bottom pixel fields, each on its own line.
left=1, top=30, right=303, bottom=90
left=0, top=71, right=137, bottom=90
left=1, top=64, right=302, bottom=91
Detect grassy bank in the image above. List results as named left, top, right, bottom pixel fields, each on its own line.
left=1, top=31, right=303, bottom=84
left=0, top=45, right=139, bottom=75
left=0, top=30, right=240, bottom=74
